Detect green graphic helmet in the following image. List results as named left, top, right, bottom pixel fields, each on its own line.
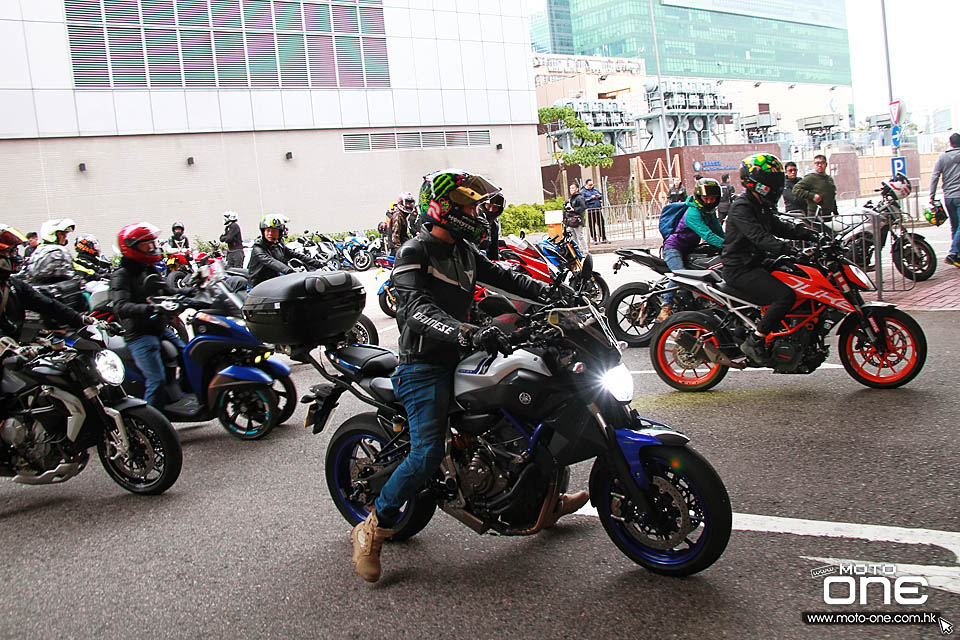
left=693, top=178, right=722, bottom=212
left=739, top=153, right=785, bottom=204
left=419, top=169, right=500, bottom=243
left=924, top=200, right=947, bottom=227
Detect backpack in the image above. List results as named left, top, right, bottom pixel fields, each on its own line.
left=658, top=202, right=688, bottom=240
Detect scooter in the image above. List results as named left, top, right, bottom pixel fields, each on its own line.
left=107, top=275, right=292, bottom=440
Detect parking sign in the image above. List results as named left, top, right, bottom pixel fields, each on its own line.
left=891, top=156, right=906, bottom=178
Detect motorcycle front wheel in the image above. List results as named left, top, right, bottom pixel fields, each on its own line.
left=651, top=312, right=729, bottom=391
left=271, top=374, right=297, bottom=425
left=97, top=405, right=182, bottom=495
left=349, top=314, right=379, bottom=345
left=325, top=415, right=436, bottom=542
left=378, top=286, right=398, bottom=318
left=217, top=387, right=279, bottom=439
left=838, top=308, right=926, bottom=388
left=590, top=446, right=731, bottom=576
left=353, top=250, right=373, bottom=272
left=891, top=235, right=936, bottom=281
left=606, top=282, right=660, bottom=347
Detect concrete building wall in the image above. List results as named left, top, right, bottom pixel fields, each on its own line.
left=0, top=123, right=541, bottom=245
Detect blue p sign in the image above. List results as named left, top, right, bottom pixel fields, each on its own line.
left=891, top=156, right=906, bottom=178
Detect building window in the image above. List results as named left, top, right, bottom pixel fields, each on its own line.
left=342, top=130, right=493, bottom=153
left=64, top=0, right=390, bottom=90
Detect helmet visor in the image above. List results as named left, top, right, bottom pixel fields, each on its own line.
left=448, top=174, right=500, bottom=207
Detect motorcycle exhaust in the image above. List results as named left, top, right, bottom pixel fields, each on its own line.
left=14, top=460, right=86, bottom=485
left=674, top=330, right=745, bottom=370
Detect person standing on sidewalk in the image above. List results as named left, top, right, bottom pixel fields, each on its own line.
left=580, top=178, right=607, bottom=243
left=220, top=211, right=244, bottom=268
left=930, top=132, right=960, bottom=267
left=717, top=173, right=735, bottom=225
left=792, top=154, right=838, bottom=220
left=564, top=183, right=589, bottom=253
left=781, top=162, right=804, bottom=213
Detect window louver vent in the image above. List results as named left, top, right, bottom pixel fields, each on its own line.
left=344, top=130, right=492, bottom=153
left=66, top=0, right=389, bottom=90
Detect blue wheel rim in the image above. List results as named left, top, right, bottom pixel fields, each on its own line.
left=603, top=457, right=710, bottom=566
left=331, top=432, right=408, bottom=524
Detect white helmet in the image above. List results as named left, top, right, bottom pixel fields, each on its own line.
left=881, top=173, right=911, bottom=201
left=39, top=218, right=76, bottom=244
left=397, top=191, right=416, bottom=214
left=223, top=210, right=239, bottom=224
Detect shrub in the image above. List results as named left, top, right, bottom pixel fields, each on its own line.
left=500, top=203, right=546, bottom=236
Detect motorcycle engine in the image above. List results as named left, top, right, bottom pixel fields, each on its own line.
left=769, top=326, right=828, bottom=374
left=0, top=416, right=59, bottom=472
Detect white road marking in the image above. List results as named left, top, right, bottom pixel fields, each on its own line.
left=573, top=507, right=960, bottom=595
left=629, top=363, right=844, bottom=375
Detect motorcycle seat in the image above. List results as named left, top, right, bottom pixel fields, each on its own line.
left=359, top=377, right=396, bottom=404
left=327, top=344, right=398, bottom=380
left=672, top=269, right=722, bottom=283
left=716, top=281, right=765, bottom=304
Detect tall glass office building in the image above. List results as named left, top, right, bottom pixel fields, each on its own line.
left=568, top=0, right=851, bottom=86
left=530, top=0, right=575, bottom=55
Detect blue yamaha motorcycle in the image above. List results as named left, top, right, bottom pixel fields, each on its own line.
left=108, top=281, right=294, bottom=440
left=319, top=234, right=373, bottom=272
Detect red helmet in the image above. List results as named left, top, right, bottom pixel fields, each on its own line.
left=118, top=222, right=162, bottom=264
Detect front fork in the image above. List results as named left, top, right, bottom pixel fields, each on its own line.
left=99, top=399, right=132, bottom=460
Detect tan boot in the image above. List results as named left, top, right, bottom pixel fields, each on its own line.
left=656, top=304, right=674, bottom=323
left=544, top=491, right=590, bottom=529
left=351, top=511, right=394, bottom=583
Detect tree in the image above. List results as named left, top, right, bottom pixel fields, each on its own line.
left=539, top=106, right=616, bottom=168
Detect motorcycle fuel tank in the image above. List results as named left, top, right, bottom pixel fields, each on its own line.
left=454, top=350, right=557, bottom=418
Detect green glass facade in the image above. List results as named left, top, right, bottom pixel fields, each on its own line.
left=569, top=0, right=852, bottom=86
left=531, top=0, right=575, bottom=55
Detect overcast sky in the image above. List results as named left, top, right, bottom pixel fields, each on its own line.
left=524, top=0, right=957, bottom=124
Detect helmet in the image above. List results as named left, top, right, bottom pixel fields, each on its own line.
left=259, top=214, right=284, bottom=241
left=881, top=173, right=911, bottom=200
left=481, top=193, right=506, bottom=220
left=924, top=200, right=947, bottom=226
left=397, top=192, right=416, bottom=214
left=40, top=218, right=76, bottom=244
left=693, top=178, right=722, bottom=212
left=377, top=221, right=388, bottom=234
left=419, top=169, right=499, bottom=243
left=75, top=233, right=100, bottom=256
left=171, top=221, right=185, bottom=233
left=117, top=222, right=162, bottom=265
left=223, top=210, right=238, bottom=224
left=739, top=154, right=785, bottom=205
left=0, top=225, right=27, bottom=276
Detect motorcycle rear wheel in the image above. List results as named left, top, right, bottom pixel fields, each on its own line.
left=325, top=415, right=436, bottom=542
left=891, top=235, right=936, bottom=282
left=353, top=250, right=373, bottom=271
left=606, top=282, right=660, bottom=347
left=98, top=405, right=182, bottom=495
left=651, top=312, right=729, bottom=391
left=349, top=314, right=379, bottom=345
left=838, top=308, right=926, bottom=388
left=217, top=387, right=279, bottom=439
left=589, top=446, right=731, bottom=576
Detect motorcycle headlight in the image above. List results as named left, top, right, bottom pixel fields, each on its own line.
left=94, top=350, right=125, bottom=385
left=601, top=363, right=634, bottom=403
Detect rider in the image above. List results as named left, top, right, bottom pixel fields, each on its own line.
left=350, top=169, right=589, bottom=583
left=73, top=234, right=111, bottom=281
left=721, top=154, right=817, bottom=364
left=390, top=192, right=416, bottom=254
left=168, top=221, right=190, bottom=250
left=0, top=225, right=93, bottom=342
left=110, top=223, right=189, bottom=408
left=25, top=218, right=76, bottom=284
left=220, top=211, right=244, bottom=268
left=247, top=214, right=320, bottom=287
left=658, top=178, right=725, bottom=322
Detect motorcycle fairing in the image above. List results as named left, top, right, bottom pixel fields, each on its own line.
left=772, top=264, right=855, bottom=313
left=259, top=356, right=291, bottom=379
left=213, top=364, right=273, bottom=384
left=614, top=421, right=691, bottom=491
left=206, top=365, right=274, bottom=407
left=182, top=333, right=264, bottom=394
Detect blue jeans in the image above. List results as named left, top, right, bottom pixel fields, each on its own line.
left=374, top=363, right=453, bottom=527
left=662, top=247, right=687, bottom=306
left=127, top=329, right=185, bottom=407
left=945, top=197, right=960, bottom=256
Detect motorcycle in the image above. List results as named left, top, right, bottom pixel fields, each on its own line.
left=341, top=232, right=374, bottom=272
left=374, top=255, right=398, bottom=318
left=648, top=235, right=927, bottom=391
left=107, top=274, right=292, bottom=439
left=500, top=230, right=609, bottom=306
left=606, top=245, right=722, bottom=347
left=0, top=326, right=182, bottom=494
left=367, top=235, right=387, bottom=258
left=292, top=257, right=732, bottom=576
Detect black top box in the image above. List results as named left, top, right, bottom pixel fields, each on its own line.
left=242, top=271, right=365, bottom=346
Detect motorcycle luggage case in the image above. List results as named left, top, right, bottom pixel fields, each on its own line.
left=242, top=271, right=365, bottom=346
left=33, top=278, right=88, bottom=313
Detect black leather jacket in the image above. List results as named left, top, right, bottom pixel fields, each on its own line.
left=248, top=237, right=318, bottom=287
left=393, top=231, right=550, bottom=366
left=220, top=222, right=243, bottom=251
left=110, top=258, right=175, bottom=340
left=0, top=276, right=84, bottom=341
left=721, top=192, right=810, bottom=274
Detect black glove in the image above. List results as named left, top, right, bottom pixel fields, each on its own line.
left=543, top=282, right=575, bottom=303
left=462, top=325, right=512, bottom=356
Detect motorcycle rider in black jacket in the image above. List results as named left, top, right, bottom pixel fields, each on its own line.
left=721, top=154, right=817, bottom=364
left=247, top=215, right=320, bottom=287
left=0, top=225, right=92, bottom=342
left=349, top=169, right=589, bottom=583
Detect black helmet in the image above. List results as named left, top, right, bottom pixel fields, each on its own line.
left=739, top=153, right=785, bottom=205
left=419, top=169, right=499, bottom=243
left=172, top=221, right=185, bottom=233
left=693, top=178, right=722, bottom=212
